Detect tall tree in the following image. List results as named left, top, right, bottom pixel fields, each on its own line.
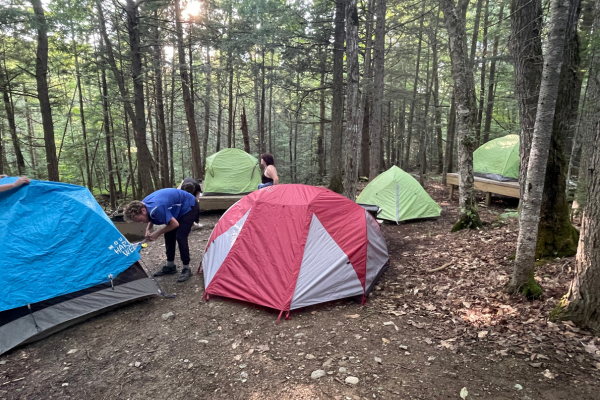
left=551, top=117, right=600, bottom=330
left=506, top=0, right=570, bottom=298
left=474, top=0, right=489, bottom=144
left=510, top=0, right=543, bottom=199
left=403, top=2, right=425, bottom=169
left=175, top=0, right=202, bottom=179
left=0, top=67, right=25, bottom=175
left=72, top=31, right=92, bottom=191
left=152, top=11, right=169, bottom=188
left=483, top=4, right=504, bottom=144
left=360, top=0, right=374, bottom=178
left=369, top=0, right=385, bottom=179
left=431, top=10, right=444, bottom=174
left=440, top=0, right=483, bottom=231
left=329, top=0, right=346, bottom=193
left=536, top=0, right=582, bottom=259
left=31, top=0, right=59, bottom=181
left=343, top=0, right=361, bottom=200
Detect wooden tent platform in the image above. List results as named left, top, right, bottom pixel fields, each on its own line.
left=446, top=173, right=520, bottom=205
left=198, top=194, right=245, bottom=210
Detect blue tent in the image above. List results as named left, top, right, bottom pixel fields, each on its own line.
left=0, top=177, right=160, bottom=355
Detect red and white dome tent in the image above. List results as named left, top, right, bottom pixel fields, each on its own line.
left=201, top=184, right=389, bottom=322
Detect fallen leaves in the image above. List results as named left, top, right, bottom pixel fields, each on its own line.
left=542, top=369, right=556, bottom=379
left=346, top=314, right=360, bottom=319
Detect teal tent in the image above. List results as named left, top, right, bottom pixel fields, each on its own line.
left=356, top=166, right=442, bottom=222
left=473, top=135, right=519, bottom=182
left=203, top=148, right=261, bottom=195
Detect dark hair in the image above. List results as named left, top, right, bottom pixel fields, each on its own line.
left=181, top=182, right=196, bottom=195
left=123, top=200, right=146, bottom=222
left=261, top=153, right=274, bottom=166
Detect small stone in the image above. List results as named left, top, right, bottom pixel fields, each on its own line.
left=305, top=354, right=316, bottom=360
left=239, top=364, right=247, bottom=369
left=134, top=361, right=141, bottom=368
left=383, top=321, right=394, bottom=326
left=374, top=357, right=382, bottom=364
left=311, top=369, right=326, bottom=379
left=514, top=384, right=523, bottom=390
left=399, top=345, right=408, bottom=350
left=0, top=360, right=7, bottom=365
left=188, top=363, right=194, bottom=369
left=162, top=311, right=174, bottom=321
left=339, top=367, right=347, bottom=373
left=62, top=383, right=69, bottom=387
left=322, top=359, right=333, bottom=368
left=234, top=355, right=242, bottom=361
left=198, top=340, right=209, bottom=344
left=404, top=352, right=411, bottom=356
left=375, top=285, right=382, bottom=291
left=345, top=376, right=359, bottom=385
left=184, top=359, right=189, bottom=363
left=595, top=362, right=600, bottom=370
left=241, top=371, right=249, bottom=380
left=327, top=371, right=334, bottom=375
left=67, top=349, right=77, bottom=354
left=530, top=362, right=542, bottom=368
left=428, top=356, right=436, bottom=361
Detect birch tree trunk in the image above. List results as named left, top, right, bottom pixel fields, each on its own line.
left=343, top=0, right=361, bottom=200
left=369, top=0, right=385, bottom=179
left=440, top=0, right=483, bottom=231
left=31, top=0, right=59, bottom=181
left=329, top=0, right=346, bottom=193
left=506, top=0, right=570, bottom=298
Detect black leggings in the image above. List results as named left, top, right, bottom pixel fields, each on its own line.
left=164, top=203, right=199, bottom=265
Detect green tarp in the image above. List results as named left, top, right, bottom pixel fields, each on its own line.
left=473, top=134, right=519, bottom=182
left=356, top=166, right=442, bottom=222
left=203, top=148, right=261, bottom=195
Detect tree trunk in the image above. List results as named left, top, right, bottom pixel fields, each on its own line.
left=269, top=51, right=274, bottom=154
left=510, top=0, right=544, bottom=198
left=442, top=93, right=456, bottom=185
left=403, top=2, right=425, bottom=170
left=240, top=106, right=251, bottom=154
left=551, top=115, right=600, bottom=330
left=260, top=48, right=266, bottom=154
left=432, top=11, right=444, bottom=174
left=329, top=0, right=346, bottom=193
left=360, top=0, right=374, bottom=178
left=318, top=51, right=326, bottom=179
left=343, top=0, right=361, bottom=200
left=475, top=0, right=489, bottom=144
left=536, top=0, right=582, bottom=259
left=175, top=0, right=202, bottom=179
left=483, top=4, right=504, bottom=144
left=203, top=45, right=211, bottom=176
left=469, top=0, right=484, bottom=68
left=217, top=51, right=223, bottom=153
left=169, top=60, right=176, bottom=186
left=73, top=37, right=93, bottom=191
left=227, top=52, right=234, bottom=148
left=419, top=51, right=432, bottom=187
left=153, top=18, right=169, bottom=189
left=31, top=0, right=59, bottom=181
left=101, top=63, right=116, bottom=209
left=506, top=0, right=570, bottom=298
left=440, top=0, right=483, bottom=231
left=0, top=68, right=25, bottom=175
left=124, top=0, right=156, bottom=195
left=24, top=95, right=37, bottom=177
left=369, top=0, right=385, bottom=179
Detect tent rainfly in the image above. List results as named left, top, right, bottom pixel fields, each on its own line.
left=356, top=166, right=442, bottom=222
left=202, top=184, right=389, bottom=321
left=0, top=177, right=160, bottom=355
left=203, top=148, right=261, bottom=195
left=473, top=134, right=520, bottom=182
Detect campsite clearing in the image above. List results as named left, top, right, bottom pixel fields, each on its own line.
left=0, top=182, right=598, bottom=399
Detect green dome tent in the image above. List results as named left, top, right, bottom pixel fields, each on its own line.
left=203, top=148, right=261, bottom=195
left=356, top=166, right=442, bottom=222
left=473, top=134, right=519, bottom=182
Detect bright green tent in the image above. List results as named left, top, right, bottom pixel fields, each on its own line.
left=473, top=134, right=519, bottom=182
left=356, top=166, right=442, bottom=222
left=203, top=148, right=261, bottom=195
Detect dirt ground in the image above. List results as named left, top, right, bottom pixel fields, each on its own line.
left=2, top=180, right=600, bottom=400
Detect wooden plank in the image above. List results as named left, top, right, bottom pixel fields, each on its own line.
left=445, top=173, right=520, bottom=199
left=198, top=195, right=245, bottom=210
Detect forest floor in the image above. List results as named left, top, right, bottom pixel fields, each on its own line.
left=2, top=179, right=600, bottom=400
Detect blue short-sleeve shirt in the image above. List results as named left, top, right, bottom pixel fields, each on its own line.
left=143, top=189, right=196, bottom=225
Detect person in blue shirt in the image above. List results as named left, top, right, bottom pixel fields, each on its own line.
left=123, top=188, right=199, bottom=282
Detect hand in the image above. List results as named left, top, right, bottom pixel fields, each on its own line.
left=14, top=176, right=30, bottom=187
left=146, top=231, right=161, bottom=242
left=0, top=174, right=6, bottom=179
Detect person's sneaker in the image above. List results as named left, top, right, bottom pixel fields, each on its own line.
left=153, top=265, right=177, bottom=277
left=177, top=267, right=192, bottom=282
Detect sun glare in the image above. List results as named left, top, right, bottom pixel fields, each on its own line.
left=183, top=0, right=202, bottom=19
